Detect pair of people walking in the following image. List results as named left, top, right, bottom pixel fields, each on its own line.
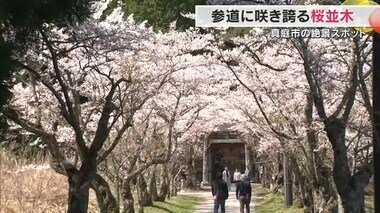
left=211, top=171, right=252, bottom=213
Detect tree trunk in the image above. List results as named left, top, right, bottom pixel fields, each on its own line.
left=148, top=171, right=158, bottom=201
left=137, top=174, right=144, bottom=213
left=67, top=172, right=90, bottom=213
left=167, top=175, right=171, bottom=200
left=325, top=120, right=371, bottom=213
left=252, top=153, right=261, bottom=183
left=137, top=197, right=144, bottom=213
left=167, top=182, right=171, bottom=200
left=185, top=160, right=197, bottom=189
left=185, top=146, right=197, bottom=190
left=297, top=179, right=307, bottom=209
left=138, top=173, right=153, bottom=207
left=304, top=92, right=336, bottom=212
left=269, top=165, right=276, bottom=189
left=66, top=160, right=96, bottom=213
left=122, top=180, right=135, bottom=213
left=170, top=175, right=177, bottom=197
left=158, top=178, right=169, bottom=202
left=283, top=154, right=293, bottom=207
left=261, top=165, right=268, bottom=188
left=116, top=174, right=122, bottom=209
left=157, top=165, right=169, bottom=202
left=341, top=188, right=366, bottom=213
left=92, top=174, right=119, bottom=213
left=289, top=156, right=313, bottom=209
left=337, top=194, right=344, bottom=213
left=272, top=153, right=283, bottom=194
left=373, top=27, right=380, bottom=213
left=252, top=160, right=260, bottom=183
left=300, top=42, right=373, bottom=212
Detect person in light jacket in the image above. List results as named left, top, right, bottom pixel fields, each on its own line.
left=222, top=167, right=231, bottom=191
left=244, top=166, right=251, bottom=182
left=233, top=169, right=241, bottom=183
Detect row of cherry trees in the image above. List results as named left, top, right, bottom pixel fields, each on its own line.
left=3, top=1, right=373, bottom=212
left=2, top=3, right=234, bottom=211
left=207, top=29, right=373, bottom=212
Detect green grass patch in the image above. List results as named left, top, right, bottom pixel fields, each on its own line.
left=255, top=187, right=272, bottom=197
left=365, top=195, right=374, bottom=213
left=365, top=181, right=374, bottom=213
left=254, top=187, right=304, bottom=213
left=144, top=195, right=201, bottom=213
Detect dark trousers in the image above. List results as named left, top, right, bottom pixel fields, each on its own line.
left=239, top=196, right=250, bottom=213
left=214, top=199, right=226, bottom=213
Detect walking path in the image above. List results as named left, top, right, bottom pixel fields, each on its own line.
left=179, top=183, right=262, bottom=213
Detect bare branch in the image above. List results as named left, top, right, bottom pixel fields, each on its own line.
left=97, top=121, right=133, bottom=164
left=89, top=78, right=131, bottom=154
left=293, top=38, right=328, bottom=121
left=39, top=29, right=89, bottom=158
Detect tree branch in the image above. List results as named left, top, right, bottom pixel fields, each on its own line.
left=89, top=78, right=130, bottom=155
left=97, top=120, right=133, bottom=164
left=293, top=38, right=328, bottom=121
left=39, top=29, right=89, bottom=158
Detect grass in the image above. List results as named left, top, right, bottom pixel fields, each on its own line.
left=1, top=150, right=199, bottom=213
left=0, top=150, right=98, bottom=212
left=255, top=187, right=273, bottom=197
left=366, top=196, right=374, bottom=213
left=365, top=181, right=374, bottom=213
left=254, top=187, right=304, bottom=213
left=144, top=195, right=201, bottom=213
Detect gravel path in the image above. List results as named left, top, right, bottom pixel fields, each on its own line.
left=179, top=183, right=261, bottom=213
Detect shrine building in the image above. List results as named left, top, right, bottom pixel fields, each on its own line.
left=199, top=129, right=252, bottom=186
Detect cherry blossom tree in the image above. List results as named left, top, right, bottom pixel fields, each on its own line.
left=2, top=6, right=174, bottom=212
left=293, top=36, right=372, bottom=212
left=4, top=1, right=374, bottom=212
left=206, top=28, right=373, bottom=212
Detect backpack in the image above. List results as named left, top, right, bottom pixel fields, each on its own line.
left=214, top=180, right=228, bottom=200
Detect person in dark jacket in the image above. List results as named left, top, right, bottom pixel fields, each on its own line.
left=211, top=172, right=229, bottom=213
left=236, top=174, right=252, bottom=213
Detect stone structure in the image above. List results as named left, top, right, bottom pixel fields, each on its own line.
left=201, top=130, right=251, bottom=186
